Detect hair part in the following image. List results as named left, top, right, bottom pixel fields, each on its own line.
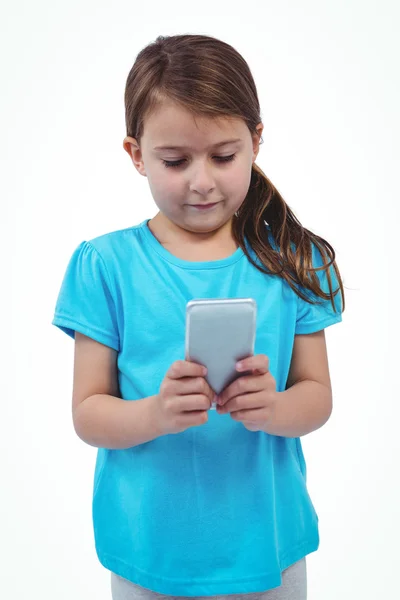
left=124, top=34, right=345, bottom=313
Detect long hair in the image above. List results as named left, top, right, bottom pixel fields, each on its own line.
left=123, top=34, right=345, bottom=312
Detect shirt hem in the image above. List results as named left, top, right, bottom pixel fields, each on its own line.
left=52, top=314, right=120, bottom=351
left=97, top=536, right=318, bottom=596
left=295, top=313, right=342, bottom=335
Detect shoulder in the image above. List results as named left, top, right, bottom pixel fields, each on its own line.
left=88, top=220, right=145, bottom=256
left=63, top=221, right=148, bottom=294
left=79, top=220, right=149, bottom=276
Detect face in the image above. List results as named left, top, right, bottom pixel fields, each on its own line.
left=123, top=100, right=263, bottom=241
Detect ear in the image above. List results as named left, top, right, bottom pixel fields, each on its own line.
left=252, top=123, right=264, bottom=162
left=122, top=136, right=147, bottom=176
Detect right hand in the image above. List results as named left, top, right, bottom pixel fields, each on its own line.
left=152, top=360, right=216, bottom=435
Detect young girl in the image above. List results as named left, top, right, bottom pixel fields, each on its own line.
left=52, top=34, right=344, bottom=600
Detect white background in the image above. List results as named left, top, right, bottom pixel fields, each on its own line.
left=2, top=1, right=399, bottom=598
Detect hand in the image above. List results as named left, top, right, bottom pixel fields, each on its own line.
left=216, top=354, right=279, bottom=432
left=154, top=360, right=215, bottom=436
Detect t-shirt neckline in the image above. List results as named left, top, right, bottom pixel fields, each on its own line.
left=140, top=219, right=247, bottom=270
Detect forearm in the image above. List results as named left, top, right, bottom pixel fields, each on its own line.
left=73, top=394, right=162, bottom=449
left=268, top=380, right=333, bottom=438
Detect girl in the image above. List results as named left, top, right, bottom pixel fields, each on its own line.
left=52, top=34, right=345, bottom=600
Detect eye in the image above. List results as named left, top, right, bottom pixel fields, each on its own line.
left=162, top=154, right=236, bottom=168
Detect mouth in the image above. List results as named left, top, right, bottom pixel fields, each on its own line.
left=187, top=202, right=219, bottom=211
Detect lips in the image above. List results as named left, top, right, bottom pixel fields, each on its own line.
left=189, top=202, right=218, bottom=208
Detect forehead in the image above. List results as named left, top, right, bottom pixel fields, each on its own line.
left=143, top=101, right=247, bottom=151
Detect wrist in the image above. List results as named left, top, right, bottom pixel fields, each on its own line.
left=264, top=381, right=332, bottom=438
left=260, top=391, right=284, bottom=436
left=146, top=394, right=165, bottom=439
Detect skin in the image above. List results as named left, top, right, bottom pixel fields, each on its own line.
left=123, top=99, right=263, bottom=260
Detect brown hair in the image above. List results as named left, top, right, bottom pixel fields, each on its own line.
left=124, top=34, right=345, bottom=313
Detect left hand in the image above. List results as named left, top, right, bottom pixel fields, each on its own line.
left=216, top=354, right=279, bottom=432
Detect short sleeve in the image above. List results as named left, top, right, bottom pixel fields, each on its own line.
left=295, top=241, right=343, bottom=335
left=51, top=241, right=120, bottom=351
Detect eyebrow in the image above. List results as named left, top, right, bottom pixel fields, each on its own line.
left=153, top=139, right=243, bottom=151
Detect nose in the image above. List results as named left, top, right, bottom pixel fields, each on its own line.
left=188, top=161, right=216, bottom=196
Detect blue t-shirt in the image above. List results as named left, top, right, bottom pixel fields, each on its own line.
left=52, top=218, right=342, bottom=596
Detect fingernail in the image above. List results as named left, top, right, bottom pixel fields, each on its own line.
left=236, top=361, right=243, bottom=370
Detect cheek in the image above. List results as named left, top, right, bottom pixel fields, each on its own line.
left=147, top=175, right=187, bottom=215
left=147, top=172, right=181, bottom=202
left=224, top=169, right=252, bottom=201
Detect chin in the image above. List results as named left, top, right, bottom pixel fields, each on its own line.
left=186, top=217, right=231, bottom=234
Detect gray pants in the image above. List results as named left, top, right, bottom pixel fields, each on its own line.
left=110, top=558, right=307, bottom=600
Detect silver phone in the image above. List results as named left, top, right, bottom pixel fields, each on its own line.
left=185, top=298, right=257, bottom=410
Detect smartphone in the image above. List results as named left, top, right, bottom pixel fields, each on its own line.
left=185, top=298, right=257, bottom=410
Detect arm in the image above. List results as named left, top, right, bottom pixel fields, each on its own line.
left=72, top=332, right=162, bottom=449
left=268, top=330, right=333, bottom=438
left=74, top=393, right=162, bottom=449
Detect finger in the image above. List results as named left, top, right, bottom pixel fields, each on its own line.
left=176, top=376, right=210, bottom=397
left=230, top=407, right=266, bottom=422
left=218, top=374, right=265, bottom=405
left=218, top=391, right=266, bottom=414
left=168, top=360, right=207, bottom=379
left=180, top=394, right=212, bottom=412
left=236, top=354, right=269, bottom=375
